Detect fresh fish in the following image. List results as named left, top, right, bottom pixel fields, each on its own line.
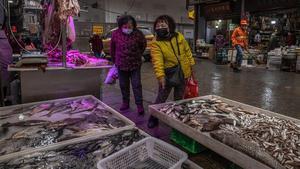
left=42, top=104, right=71, bottom=117
left=2, top=120, right=50, bottom=128
left=159, top=98, right=300, bottom=169
left=220, top=112, right=300, bottom=169
left=0, top=98, right=129, bottom=157
left=0, top=106, right=34, bottom=120
left=0, top=125, right=8, bottom=139
left=211, top=131, right=286, bottom=169
left=68, top=104, right=98, bottom=115
left=0, top=129, right=144, bottom=169
left=30, top=103, right=54, bottom=115
left=159, top=99, right=239, bottom=132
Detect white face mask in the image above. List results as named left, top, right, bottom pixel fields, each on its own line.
left=122, top=28, right=133, bottom=35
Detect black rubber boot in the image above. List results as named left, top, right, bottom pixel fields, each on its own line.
left=120, top=102, right=130, bottom=111
left=147, top=116, right=159, bottom=128
left=137, top=105, right=145, bottom=116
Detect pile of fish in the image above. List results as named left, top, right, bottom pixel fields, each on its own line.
left=0, top=97, right=128, bottom=156
left=158, top=98, right=300, bottom=169
left=0, top=129, right=144, bottom=169
left=215, top=112, right=300, bottom=169
left=0, top=97, right=102, bottom=120
left=159, top=98, right=239, bottom=132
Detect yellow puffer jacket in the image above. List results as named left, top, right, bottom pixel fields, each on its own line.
left=151, top=32, right=195, bottom=80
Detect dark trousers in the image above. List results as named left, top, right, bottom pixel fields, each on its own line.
left=0, top=31, right=12, bottom=87
left=118, top=68, right=143, bottom=106
left=0, top=31, right=13, bottom=105
left=155, top=82, right=186, bottom=104
left=148, top=82, right=185, bottom=124
left=94, top=51, right=102, bottom=58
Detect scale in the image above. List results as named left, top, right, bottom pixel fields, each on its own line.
left=15, top=51, right=48, bottom=68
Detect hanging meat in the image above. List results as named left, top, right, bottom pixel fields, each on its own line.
left=57, top=0, right=80, bottom=21
left=41, top=0, right=61, bottom=47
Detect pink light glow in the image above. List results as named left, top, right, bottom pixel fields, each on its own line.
left=67, top=16, right=76, bottom=43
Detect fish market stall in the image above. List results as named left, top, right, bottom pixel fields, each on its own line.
left=149, top=95, right=300, bottom=169
left=8, top=61, right=111, bottom=103
left=0, top=95, right=134, bottom=159
left=7, top=0, right=111, bottom=104
left=0, top=128, right=203, bottom=169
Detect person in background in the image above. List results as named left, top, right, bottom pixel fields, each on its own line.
left=254, top=31, right=261, bottom=45
left=10, top=34, right=24, bottom=54
left=268, top=29, right=280, bottom=52
left=32, top=36, right=42, bottom=50
left=215, top=31, right=226, bottom=52
left=210, top=35, right=216, bottom=45
left=0, top=0, right=13, bottom=105
left=147, top=15, right=195, bottom=128
left=89, top=34, right=103, bottom=58
left=231, top=19, right=249, bottom=72
left=286, top=31, right=296, bottom=46
left=24, top=37, right=36, bottom=51
left=110, top=15, right=147, bottom=115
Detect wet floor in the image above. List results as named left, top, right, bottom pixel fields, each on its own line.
left=102, top=59, right=300, bottom=169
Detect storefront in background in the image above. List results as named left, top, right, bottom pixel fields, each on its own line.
left=245, top=0, right=300, bottom=49
left=194, top=0, right=242, bottom=43
left=191, top=0, right=300, bottom=43
left=189, top=0, right=300, bottom=68
left=206, top=19, right=232, bottom=44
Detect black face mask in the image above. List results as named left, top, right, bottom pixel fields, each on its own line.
left=156, top=28, right=169, bottom=38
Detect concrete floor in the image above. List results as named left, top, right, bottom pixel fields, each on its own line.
left=102, top=59, right=300, bottom=169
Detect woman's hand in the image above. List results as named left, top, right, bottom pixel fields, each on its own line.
left=158, top=77, right=166, bottom=89
left=191, top=65, right=195, bottom=74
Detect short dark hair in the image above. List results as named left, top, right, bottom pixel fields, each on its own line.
left=117, top=15, right=137, bottom=29
left=153, top=15, right=176, bottom=34
left=24, top=37, right=32, bottom=45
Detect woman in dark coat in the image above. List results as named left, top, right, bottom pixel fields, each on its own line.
left=110, top=15, right=147, bottom=115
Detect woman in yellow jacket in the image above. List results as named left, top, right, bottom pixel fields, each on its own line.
left=148, top=15, right=195, bottom=128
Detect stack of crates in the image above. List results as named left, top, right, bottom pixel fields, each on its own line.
left=170, top=129, right=206, bottom=154
left=215, top=48, right=228, bottom=65
left=281, top=50, right=297, bottom=72
left=267, top=48, right=282, bottom=70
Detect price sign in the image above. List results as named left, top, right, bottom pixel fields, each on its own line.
left=93, top=25, right=104, bottom=35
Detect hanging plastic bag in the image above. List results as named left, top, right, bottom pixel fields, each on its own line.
left=105, top=65, right=118, bottom=84
left=184, top=73, right=199, bottom=99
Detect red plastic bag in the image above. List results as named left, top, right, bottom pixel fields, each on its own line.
left=184, top=73, right=199, bottom=99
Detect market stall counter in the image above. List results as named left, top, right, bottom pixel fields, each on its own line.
left=8, top=64, right=111, bottom=103
left=149, top=95, right=299, bottom=169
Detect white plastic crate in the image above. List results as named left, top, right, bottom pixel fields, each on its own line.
left=97, top=137, right=188, bottom=169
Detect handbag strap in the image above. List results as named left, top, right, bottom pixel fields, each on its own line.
left=163, top=35, right=181, bottom=66
left=170, top=36, right=181, bottom=64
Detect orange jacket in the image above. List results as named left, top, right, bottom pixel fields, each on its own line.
left=231, top=27, right=248, bottom=48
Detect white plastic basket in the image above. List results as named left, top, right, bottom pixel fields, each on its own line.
left=97, top=137, right=188, bottom=169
